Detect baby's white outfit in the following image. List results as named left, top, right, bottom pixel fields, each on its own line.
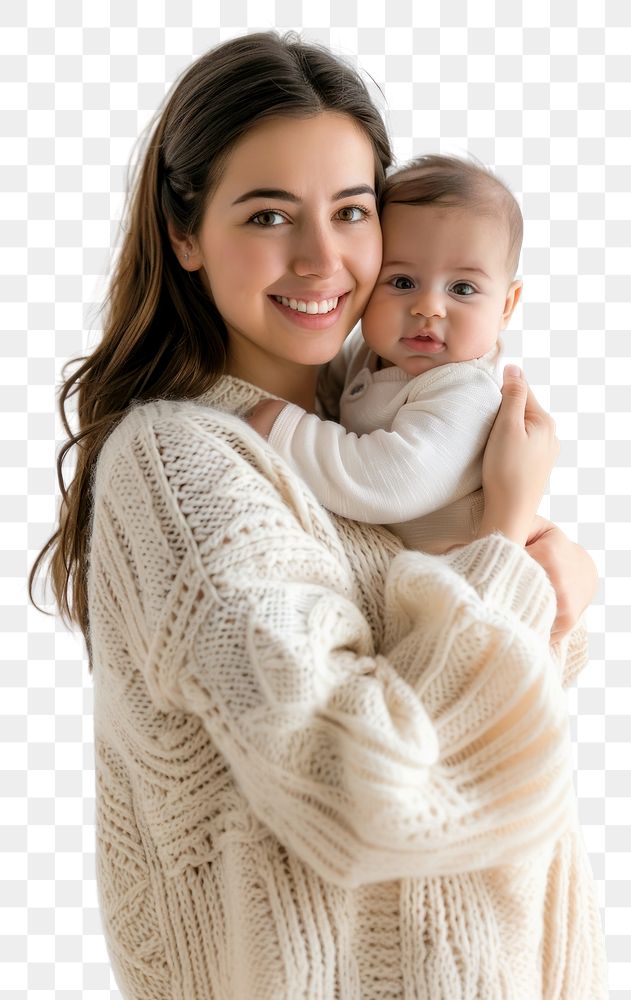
left=268, top=328, right=501, bottom=553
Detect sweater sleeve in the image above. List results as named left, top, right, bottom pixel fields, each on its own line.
left=93, top=403, right=574, bottom=890
left=268, top=364, right=501, bottom=522
left=553, top=615, right=590, bottom=688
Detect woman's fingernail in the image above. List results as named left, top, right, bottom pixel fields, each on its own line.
left=504, top=364, right=522, bottom=378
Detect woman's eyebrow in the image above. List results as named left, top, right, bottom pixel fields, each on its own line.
left=232, top=184, right=376, bottom=206
left=334, top=185, right=376, bottom=201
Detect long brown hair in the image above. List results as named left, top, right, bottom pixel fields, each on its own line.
left=29, top=31, right=392, bottom=653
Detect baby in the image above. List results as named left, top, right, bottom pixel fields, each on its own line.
left=249, top=154, right=523, bottom=554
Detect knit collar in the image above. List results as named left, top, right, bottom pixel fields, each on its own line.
left=196, top=373, right=327, bottom=419
left=195, top=374, right=275, bottom=417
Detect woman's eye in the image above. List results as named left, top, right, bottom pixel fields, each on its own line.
left=250, top=210, right=286, bottom=227
left=451, top=281, right=476, bottom=296
left=336, top=205, right=368, bottom=222
left=391, top=276, right=415, bottom=290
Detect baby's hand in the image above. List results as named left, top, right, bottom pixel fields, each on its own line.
left=246, top=399, right=287, bottom=439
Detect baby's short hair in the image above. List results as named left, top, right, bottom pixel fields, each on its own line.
left=382, top=154, right=523, bottom=278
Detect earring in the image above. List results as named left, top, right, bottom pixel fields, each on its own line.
left=184, top=252, right=189, bottom=262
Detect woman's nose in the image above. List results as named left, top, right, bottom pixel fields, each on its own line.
left=291, top=222, right=342, bottom=278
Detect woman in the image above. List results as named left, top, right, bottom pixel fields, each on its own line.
left=32, top=31, right=606, bottom=999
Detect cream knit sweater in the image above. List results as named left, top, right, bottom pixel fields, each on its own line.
left=89, top=375, right=607, bottom=1000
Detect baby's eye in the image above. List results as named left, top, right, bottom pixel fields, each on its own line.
left=250, top=210, right=286, bottom=227
left=450, top=281, right=476, bottom=296
left=336, top=205, right=369, bottom=222
left=391, top=276, right=415, bottom=290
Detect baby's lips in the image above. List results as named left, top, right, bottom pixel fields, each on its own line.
left=411, top=330, right=443, bottom=343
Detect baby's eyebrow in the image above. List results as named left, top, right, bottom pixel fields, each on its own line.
left=380, top=262, right=492, bottom=280
left=451, top=266, right=491, bottom=279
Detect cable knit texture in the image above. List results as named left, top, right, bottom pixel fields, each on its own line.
left=89, top=376, right=606, bottom=999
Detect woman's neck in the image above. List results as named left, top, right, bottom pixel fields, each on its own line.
left=225, top=350, right=319, bottom=413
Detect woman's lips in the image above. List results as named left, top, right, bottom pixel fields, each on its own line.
left=269, top=292, right=348, bottom=329
left=401, top=335, right=445, bottom=354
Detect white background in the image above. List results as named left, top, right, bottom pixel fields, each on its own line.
left=2, top=1, right=630, bottom=996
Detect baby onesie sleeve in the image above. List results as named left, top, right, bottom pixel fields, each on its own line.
left=267, top=363, right=501, bottom=523
left=91, top=401, right=575, bottom=890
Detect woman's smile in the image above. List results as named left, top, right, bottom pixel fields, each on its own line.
left=269, top=292, right=349, bottom=329
left=272, top=294, right=341, bottom=314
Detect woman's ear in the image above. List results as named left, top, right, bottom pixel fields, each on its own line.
left=500, top=279, right=523, bottom=328
left=166, top=221, right=202, bottom=271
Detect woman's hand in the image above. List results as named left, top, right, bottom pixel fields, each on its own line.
left=477, top=366, right=559, bottom=546
left=246, top=399, right=287, bottom=439
left=526, top=515, right=598, bottom=641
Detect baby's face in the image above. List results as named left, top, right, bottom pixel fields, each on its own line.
left=361, top=202, right=522, bottom=376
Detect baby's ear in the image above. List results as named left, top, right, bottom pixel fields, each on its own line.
left=500, top=280, right=523, bottom=328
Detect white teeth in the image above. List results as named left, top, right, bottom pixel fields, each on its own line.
left=276, top=295, right=339, bottom=314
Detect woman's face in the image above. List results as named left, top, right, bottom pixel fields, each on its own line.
left=183, top=112, right=382, bottom=387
